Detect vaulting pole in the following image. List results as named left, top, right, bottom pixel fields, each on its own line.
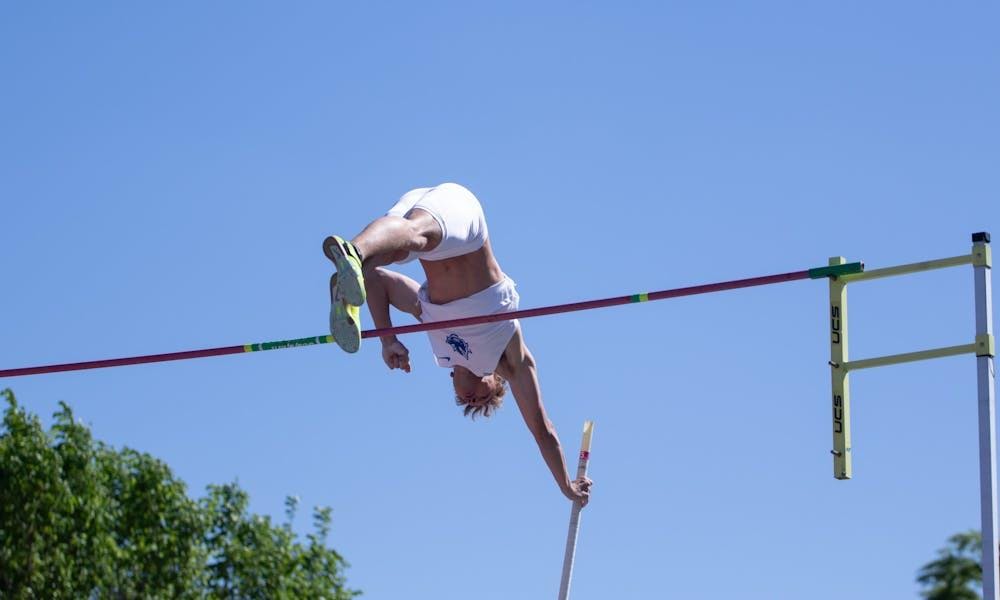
left=558, top=420, right=594, bottom=600
left=0, top=263, right=860, bottom=378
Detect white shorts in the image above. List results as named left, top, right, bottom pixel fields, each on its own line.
left=418, top=276, right=519, bottom=376
left=385, top=183, right=489, bottom=264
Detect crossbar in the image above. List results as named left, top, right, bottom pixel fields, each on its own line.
left=0, top=267, right=824, bottom=378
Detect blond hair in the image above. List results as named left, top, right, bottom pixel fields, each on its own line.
left=455, top=373, right=507, bottom=419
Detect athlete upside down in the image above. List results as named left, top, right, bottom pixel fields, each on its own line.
left=323, top=183, right=592, bottom=505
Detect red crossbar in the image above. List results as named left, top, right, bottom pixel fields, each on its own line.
left=0, top=269, right=811, bottom=378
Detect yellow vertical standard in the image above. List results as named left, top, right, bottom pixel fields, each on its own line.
left=829, top=257, right=852, bottom=479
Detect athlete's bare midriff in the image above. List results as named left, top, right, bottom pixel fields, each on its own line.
left=420, top=239, right=504, bottom=304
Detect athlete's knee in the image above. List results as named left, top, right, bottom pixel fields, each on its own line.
left=403, top=210, right=442, bottom=251
left=361, top=250, right=408, bottom=272
left=398, top=220, right=428, bottom=250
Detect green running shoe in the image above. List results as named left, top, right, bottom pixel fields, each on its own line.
left=323, top=235, right=366, bottom=306
left=329, top=273, right=361, bottom=353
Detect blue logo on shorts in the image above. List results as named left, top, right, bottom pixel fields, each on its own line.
left=445, top=333, right=472, bottom=359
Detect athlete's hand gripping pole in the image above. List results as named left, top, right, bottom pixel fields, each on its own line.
left=558, top=420, right=594, bottom=600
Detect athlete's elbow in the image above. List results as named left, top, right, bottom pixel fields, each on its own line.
left=509, top=353, right=536, bottom=379
left=530, top=416, right=557, bottom=442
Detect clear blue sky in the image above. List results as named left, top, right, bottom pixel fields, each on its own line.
left=2, top=2, right=998, bottom=598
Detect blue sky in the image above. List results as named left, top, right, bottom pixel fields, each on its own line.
left=1, top=2, right=998, bottom=598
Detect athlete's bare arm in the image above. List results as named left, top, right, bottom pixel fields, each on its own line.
left=363, top=266, right=422, bottom=372
left=496, top=325, right=592, bottom=505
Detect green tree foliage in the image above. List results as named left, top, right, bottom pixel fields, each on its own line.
left=0, top=389, right=359, bottom=599
left=917, top=530, right=982, bottom=600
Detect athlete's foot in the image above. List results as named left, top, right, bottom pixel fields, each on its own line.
left=329, top=273, right=361, bottom=353
left=323, top=235, right=366, bottom=306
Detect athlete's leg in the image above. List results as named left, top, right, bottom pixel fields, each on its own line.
left=324, top=208, right=439, bottom=350
left=322, top=209, right=441, bottom=295
left=349, top=209, right=443, bottom=268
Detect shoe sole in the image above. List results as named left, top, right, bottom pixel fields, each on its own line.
left=329, top=274, right=361, bottom=353
left=331, top=304, right=361, bottom=353
left=323, top=236, right=366, bottom=306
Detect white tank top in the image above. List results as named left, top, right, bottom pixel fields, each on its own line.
left=417, top=276, right=519, bottom=376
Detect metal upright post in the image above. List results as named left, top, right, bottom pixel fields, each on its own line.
left=973, top=232, right=998, bottom=600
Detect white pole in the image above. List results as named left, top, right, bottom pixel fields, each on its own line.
left=974, top=232, right=998, bottom=600
left=558, top=420, right=594, bottom=600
